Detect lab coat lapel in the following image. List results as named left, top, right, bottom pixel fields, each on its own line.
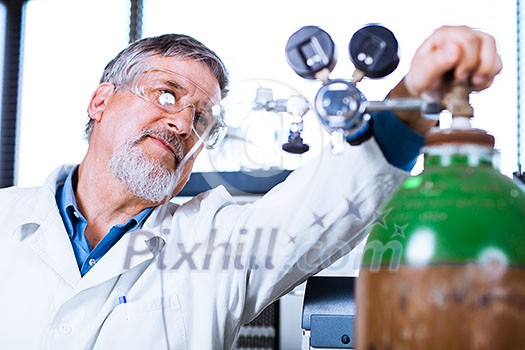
left=74, top=204, right=173, bottom=291
left=75, top=228, right=166, bottom=291
left=23, top=167, right=82, bottom=287
left=28, top=217, right=81, bottom=287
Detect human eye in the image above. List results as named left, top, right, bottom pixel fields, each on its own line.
left=157, top=90, right=176, bottom=108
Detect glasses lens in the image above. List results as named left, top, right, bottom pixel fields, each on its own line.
left=131, top=68, right=227, bottom=149
left=199, top=116, right=228, bottom=149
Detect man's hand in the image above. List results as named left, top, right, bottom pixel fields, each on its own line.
left=389, top=25, right=503, bottom=134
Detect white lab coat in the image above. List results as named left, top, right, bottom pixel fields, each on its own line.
left=0, top=140, right=407, bottom=350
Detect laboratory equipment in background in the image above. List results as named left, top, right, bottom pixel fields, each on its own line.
left=201, top=78, right=325, bottom=176
left=301, top=277, right=357, bottom=349
left=251, top=86, right=311, bottom=155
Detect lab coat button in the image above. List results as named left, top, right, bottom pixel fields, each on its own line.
left=88, top=258, right=97, bottom=267
left=58, top=324, right=72, bottom=334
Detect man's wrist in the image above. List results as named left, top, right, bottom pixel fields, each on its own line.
left=387, top=78, right=437, bottom=135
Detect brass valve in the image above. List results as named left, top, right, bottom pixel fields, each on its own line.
left=442, top=80, right=474, bottom=118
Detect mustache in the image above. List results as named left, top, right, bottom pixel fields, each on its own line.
left=132, top=127, right=185, bottom=163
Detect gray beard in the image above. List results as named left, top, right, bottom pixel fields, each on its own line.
left=109, top=138, right=180, bottom=203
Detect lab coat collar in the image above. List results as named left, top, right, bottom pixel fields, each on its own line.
left=76, top=203, right=173, bottom=290
left=75, top=203, right=173, bottom=291
left=75, top=229, right=166, bottom=291
left=14, top=165, right=82, bottom=287
left=22, top=165, right=73, bottom=227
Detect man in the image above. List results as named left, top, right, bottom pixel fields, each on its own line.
left=0, top=26, right=501, bottom=349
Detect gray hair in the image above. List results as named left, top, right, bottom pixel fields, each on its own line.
left=84, top=34, right=229, bottom=141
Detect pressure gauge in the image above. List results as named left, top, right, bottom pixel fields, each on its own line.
left=285, top=26, right=337, bottom=80
left=349, top=24, right=399, bottom=79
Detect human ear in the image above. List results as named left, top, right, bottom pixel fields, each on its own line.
left=87, top=83, right=114, bottom=122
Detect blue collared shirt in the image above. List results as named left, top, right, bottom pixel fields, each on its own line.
left=55, top=166, right=154, bottom=276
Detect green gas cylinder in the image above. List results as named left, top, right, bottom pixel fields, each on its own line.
left=356, top=122, right=525, bottom=349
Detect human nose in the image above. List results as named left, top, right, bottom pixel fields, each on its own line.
left=165, top=104, right=194, bottom=138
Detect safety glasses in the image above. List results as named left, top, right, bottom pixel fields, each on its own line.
left=126, top=66, right=227, bottom=149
